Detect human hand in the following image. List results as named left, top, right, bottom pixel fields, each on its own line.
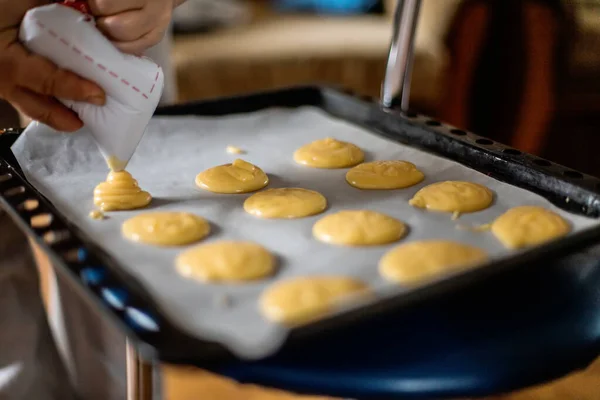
left=0, top=0, right=106, bottom=132
left=89, top=0, right=185, bottom=56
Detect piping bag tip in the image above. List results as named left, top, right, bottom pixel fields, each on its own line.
left=106, top=155, right=129, bottom=172
left=19, top=3, right=165, bottom=173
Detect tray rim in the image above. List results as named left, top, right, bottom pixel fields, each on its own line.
left=2, top=84, right=600, bottom=366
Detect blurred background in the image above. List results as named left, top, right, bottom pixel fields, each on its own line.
left=2, top=0, right=600, bottom=175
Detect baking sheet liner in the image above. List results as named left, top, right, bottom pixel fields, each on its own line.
left=11, top=107, right=599, bottom=359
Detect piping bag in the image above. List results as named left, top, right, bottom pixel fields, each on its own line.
left=18, top=1, right=165, bottom=172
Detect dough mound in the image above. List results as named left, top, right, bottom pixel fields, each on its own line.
left=293, top=138, right=364, bottom=169
left=379, top=240, right=488, bottom=284
left=94, top=171, right=152, bottom=211
left=313, top=210, right=406, bottom=246
left=260, top=276, right=369, bottom=325
left=195, top=159, right=268, bottom=194
left=346, top=160, right=424, bottom=190
left=244, top=188, right=327, bottom=219
left=176, top=241, right=275, bottom=282
left=491, top=206, right=570, bottom=249
left=122, top=212, right=210, bottom=246
left=409, top=181, right=493, bottom=213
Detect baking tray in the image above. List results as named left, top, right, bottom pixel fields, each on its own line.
left=2, top=86, right=600, bottom=367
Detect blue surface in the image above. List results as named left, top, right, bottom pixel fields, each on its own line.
left=222, top=251, right=600, bottom=399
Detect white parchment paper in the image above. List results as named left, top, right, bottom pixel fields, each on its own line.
left=11, top=107, right=599, bottom=359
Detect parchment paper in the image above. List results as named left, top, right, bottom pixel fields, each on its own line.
left=11, top=107, right=599, bottom=359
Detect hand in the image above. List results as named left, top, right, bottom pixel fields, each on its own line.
left=0, top=1, right=106, bottom=132
left=89, top=0, right=184, bottom=56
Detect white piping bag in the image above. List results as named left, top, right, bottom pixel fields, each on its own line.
left=18, top=3, right=165, bottom=171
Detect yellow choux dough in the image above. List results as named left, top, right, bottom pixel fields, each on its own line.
left=106, top=155, right=127, bottom=172
left=313, top=210, right=406, bottom=246
left=89, top=210, right=105, bottom=220
left=195, top=159, right=269, bottom=194
left=122, top=212, right=210, bottom=247
left=259, top=276, right=370, bottom=326
left=93, top=171, right=152, bottom=211
left=293, top=138, right=364, bottom=169
left=243, top=188, right=327, bottom=219
left=346, top=160, right=425, bottom=190
left=409, top=181, right=493, bottom=213
left=379, top=240, right=488, bottom=285
left=491, top=206, right=570, bottom=249
left=176, top=241, right=275, bottom=283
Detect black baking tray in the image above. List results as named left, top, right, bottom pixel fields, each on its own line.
left=2, top=86, right=600, bottom=367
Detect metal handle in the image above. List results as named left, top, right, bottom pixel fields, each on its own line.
left=381, top=0, right=422, bottom=111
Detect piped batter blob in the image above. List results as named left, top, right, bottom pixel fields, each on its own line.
left=195, top=159, right=269, bottom=194
left=122, top=212, right=210, bottom=247
left=260, top=276, right=370, bottom=326
left=106, top=155, right=127, bottom=172
left=89, top=210, right=105, bottom=220
left=176, top=241, right=275, bottom=283
left=93, top=171, right=152, bottom=211
left=379, top=240, right=488, bottom=285
left=244, top=188, right=327, bottom=219
left=491, top=206, right=570, bottom=249
left=346, top=160, right=424, bottom=190
left=313, top=210, right=406, bottom=246
left=409, top=181, right=493, bottom=213
left=293, top=138, right=364, bottom=169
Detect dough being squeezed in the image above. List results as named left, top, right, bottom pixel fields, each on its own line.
left=93, top=171, right=152, bottom=211
left=176, top=241, right=275, bottom=283
left=260, top=276, right=370, bottom=326
left=195, top=159, right=269, bottom=194
left=409, top=181, right=493, bottom=213
left=122, top=212, right=210, bottom=246
left=491, top=206, right=570, bottom=249
left=313, top=210, right=406, bottom=246
left=379, top=240, right=488, bottom=285
left=346, top=160, right=424, bottom=190
left=293, top=138, right=364, bottom=169
left=244, top=188, right=327, bottom=219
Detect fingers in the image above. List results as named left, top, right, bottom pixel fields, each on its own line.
left=96, top=9, right=154, bottom=42
left=8, top=88, right=83, bottom=132
left=16, top=47, right=106, bottom=105
left=87, top=0, right=145, bottom=16
left=92, top=0, right=173, bottom=55
left=110, top=25, right=167, bottom=55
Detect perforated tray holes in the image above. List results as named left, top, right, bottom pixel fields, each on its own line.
left=425, top=119, right=442, bottom=127
left=475, top=138, right=494, bottom=146
left=533, top=159, right=553, bottom=167
left=125, top=307, right=160, bottom=333
left=563, top=170, right=584, bottom=179
left=62, top=246, right=86, bottom=264
left=100, top=287, right=128, bottom=311
left=503, top=148, right=522, bottom=156
left=4, top=185, right=25, bottom=198
left=0, top=173, right=12, bottom=183
left=42, top=229, right=71, bottom=246
left=80, top=266, right=107, bottom=287
left=18, top=199, right=40, bottom=212
left=30, top=213, right=53, bottom=229
left=449, top=129, right=467, bottom=136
